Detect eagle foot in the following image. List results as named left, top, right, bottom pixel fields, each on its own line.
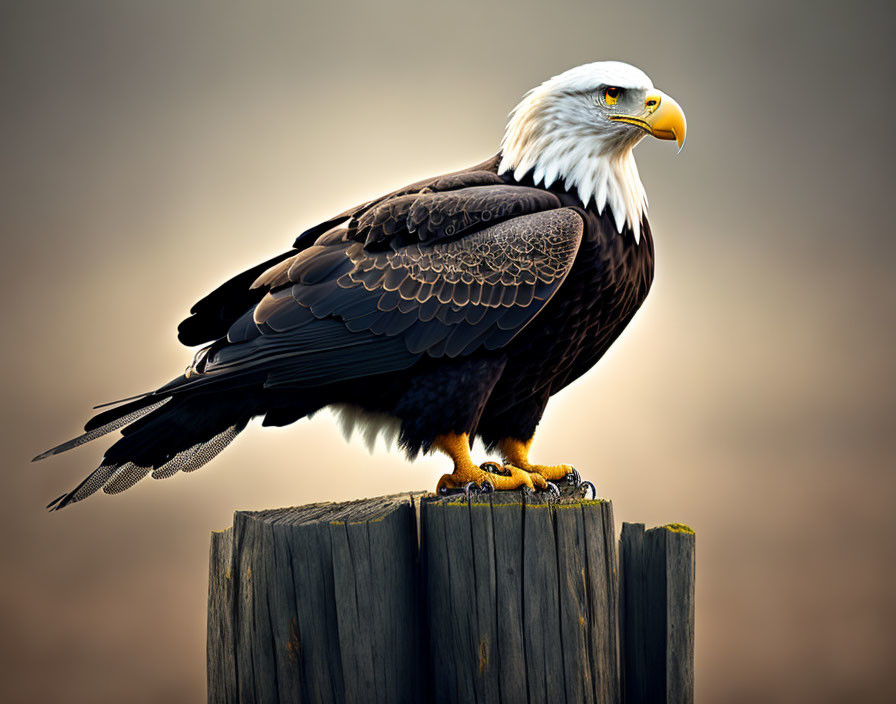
left=514, top=462, right=577, bottom=482
left=436, top=463, right=548, bottom=494
left=437, top=476, right=560, bottom=500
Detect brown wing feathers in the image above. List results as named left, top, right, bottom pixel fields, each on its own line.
left=177, top=162, right=505, bottom=345
left=236, top=208, right=584, bottom=363
left=350, top=185, right=561, bottom=249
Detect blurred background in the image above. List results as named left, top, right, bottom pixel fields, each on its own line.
left=2, top=0, right=894, bottom=701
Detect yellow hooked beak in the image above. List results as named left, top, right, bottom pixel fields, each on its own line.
left=609, top=89, right=687, bottom=150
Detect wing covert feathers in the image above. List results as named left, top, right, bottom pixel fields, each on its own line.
left=177, top=250, right=296, bottom=346
left=350, top=185, right=561, bottom=249
left=176, top=158, right=507, bottom=347
left=237, top=208, right=585, bottom=365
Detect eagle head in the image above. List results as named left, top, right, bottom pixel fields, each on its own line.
left=498, top=61, right=686, bottom=243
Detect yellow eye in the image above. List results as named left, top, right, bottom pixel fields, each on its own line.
left=604, top=86, right=621, bottom=106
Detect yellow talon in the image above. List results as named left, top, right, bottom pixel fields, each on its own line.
left=433, top=433, right=548, bottom=492
left=498, top=437, right=575, bottom=482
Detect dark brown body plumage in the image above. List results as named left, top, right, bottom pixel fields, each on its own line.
left=479, top=167, right=654, bottom=445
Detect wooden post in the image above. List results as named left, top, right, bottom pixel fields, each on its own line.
left=207, top=493, right=425, bottom=704
left=420, top=490, right=621, bottom=704
left=208, top=529, right=237, bottom=704
left=208, top=493, right=695, bottom=704
left=619, top=522, right=696, bottom=704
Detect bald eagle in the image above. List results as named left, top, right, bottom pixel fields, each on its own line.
left=35, top=62, right=685, bottom=509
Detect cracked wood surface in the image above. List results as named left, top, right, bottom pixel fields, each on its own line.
left=619, top=522, right=695, bottom=704
left=421, top=492, right=619, bottom=704
left=207, top=491, right=694, bottom=704
left=208, top=493, right=424, bottom=704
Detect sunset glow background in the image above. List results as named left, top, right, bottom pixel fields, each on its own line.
left=2, top=1, right=894, bottom=701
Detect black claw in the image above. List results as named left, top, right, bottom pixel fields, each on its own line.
left=463, top=481, right=480, bottom=498
left=565, top=468, right=581, bottom=486
left=544, top=481, right=560, bottom=498
left=480, top=479, right=495, bottom=494
left=579, top=481, right=597, bottom=500
left=440, top=482, right=481, bottom=498
left=520, top=485, right=534, bottom=496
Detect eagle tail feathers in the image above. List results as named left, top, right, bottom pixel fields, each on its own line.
left=32, top=396, right=173, bottom=462
left=44, top=394, right=254, bottom=510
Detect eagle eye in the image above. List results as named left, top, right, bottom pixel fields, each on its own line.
left=603, top=86, right=622, bottom=106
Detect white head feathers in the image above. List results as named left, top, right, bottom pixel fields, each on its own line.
left=499, top=62, right=654, bottom=243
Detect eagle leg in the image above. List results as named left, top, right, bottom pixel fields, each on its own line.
left=433, top=432, right=548, bottom=492
left=498, top=437, right=580, bottom=483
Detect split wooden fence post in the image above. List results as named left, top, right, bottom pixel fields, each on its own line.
left=207, top=491, right=694, bottom=704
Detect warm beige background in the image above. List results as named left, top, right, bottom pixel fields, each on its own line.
left=2, top=0, right=893, bottom=701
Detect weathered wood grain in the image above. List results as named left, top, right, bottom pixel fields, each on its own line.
left=208, top=529, right=237, bottom=704
left=208, top=492, right=695, bottom=704
left=420, top=491, right=621, bottom=704
left=208, top=493, right=424, bottom=704
left=583, top=499, right=620, bottom=704
left=619, top=522, right=695, bottom=704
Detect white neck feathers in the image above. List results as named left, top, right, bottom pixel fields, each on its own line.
left=497, top=79, right=650, bottom=243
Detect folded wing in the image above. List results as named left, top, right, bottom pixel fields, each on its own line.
left=192, top=206, right=584, bottom=391
left=178, top=164, right=584, bottom=391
